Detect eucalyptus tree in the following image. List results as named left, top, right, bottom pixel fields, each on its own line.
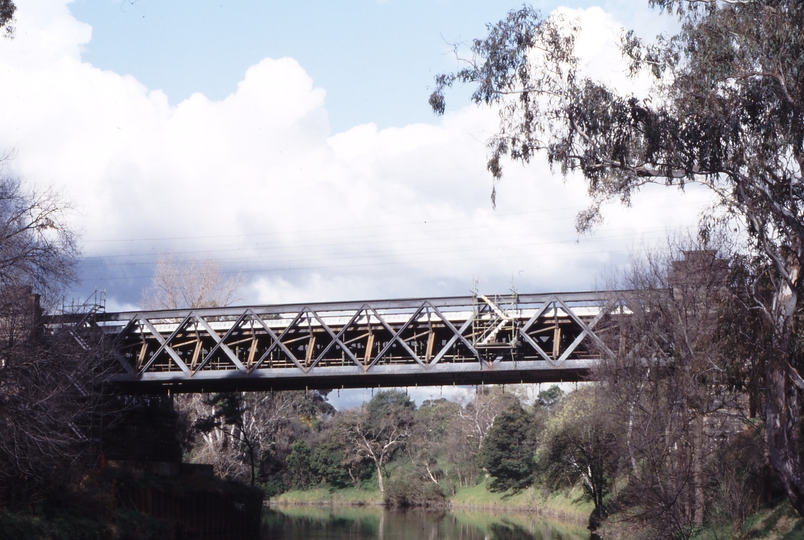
left=340, top=390, right=415, bottom=494
left=191, top=390, right=332, bottom=488
left=407, top=399, right=459, bottom=488
left=538, top=388, right=619, bottom=522
left=0, top=0, right=13, bottom=37
left=431, top=0, right=804, bottom=515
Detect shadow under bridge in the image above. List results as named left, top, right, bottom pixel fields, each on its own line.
left=95, top=291, right=623, bottom=394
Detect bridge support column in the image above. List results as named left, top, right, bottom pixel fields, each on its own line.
left=102, top=395, right=182, bottom=463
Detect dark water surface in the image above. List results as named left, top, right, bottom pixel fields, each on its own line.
left=260, top=506, right=593, bottom=540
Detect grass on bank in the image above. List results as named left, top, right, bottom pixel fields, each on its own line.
left=272, top=478, right=592, bottom=523
left=450, top=479, right=593, bottom=519
left=271, top=486, right=383, bottom=506
left=691, top=499, right=804, bottom=540
left=596, top=498, right=804, bottom=540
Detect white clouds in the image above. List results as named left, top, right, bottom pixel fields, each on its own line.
left=0, top=1, right=712, bottom=309
left=556, top=5, right=656, bottom=96
left=4, top=0, right=89, bottom=68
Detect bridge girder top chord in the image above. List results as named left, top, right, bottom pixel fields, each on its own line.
left=88, top=291, right=624, bottom=394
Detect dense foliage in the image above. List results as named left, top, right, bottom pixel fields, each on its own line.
left=0, top=0, right=12, bottom=38
left=477, top=403, right=537, bottom=493
left=538, top=388, right=618, bottom=514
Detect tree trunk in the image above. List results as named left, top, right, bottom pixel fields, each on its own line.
left=348, top=466, right=359, bottom=488
left=424, top=462, right=439, bottom=484
left=375, top=461, right=385, bottom=494
left=242, top=434, right=256, bottom=487
left=766, top=356, right=804, bottom=515
left=767, top=271, right=804, bottom=517
left=249, top=446, right=255, bottom=487
left=693, top=416, right=704, bottom=527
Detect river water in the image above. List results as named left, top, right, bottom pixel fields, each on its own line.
left=260, top=506, right=593, bottom=540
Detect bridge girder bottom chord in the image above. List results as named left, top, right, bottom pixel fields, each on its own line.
left=93, top=292, right=620, bottom=394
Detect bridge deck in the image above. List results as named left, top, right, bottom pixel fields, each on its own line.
left=79, top=292, right=621, bottom=393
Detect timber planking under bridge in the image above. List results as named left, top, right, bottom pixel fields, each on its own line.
left=63, top=291, right=625, bottom=394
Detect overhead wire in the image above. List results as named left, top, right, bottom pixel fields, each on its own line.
left=74, top=189, right=708, bottom=285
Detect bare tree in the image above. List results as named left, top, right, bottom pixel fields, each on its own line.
left=0, top=175, right=77, bottom=298
left=108, top=253, right=245, bottom=465
left=455, top=386, right=520, bottom=452
left=597, top=243, right=757, bottom=537
left=0, top=323, right=114, bottom=503
left=140, top=254, right=244, bottom=310
left=192, top=391, right=326, bottom=485
left=0, top=173, right=107, bottom=502
left=140, top=254, right=253, bottom=478
left=141, top=254, right=335, bottom=492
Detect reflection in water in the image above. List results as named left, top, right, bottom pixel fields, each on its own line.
left=489, top=522, right=536, bottom=540
left=261, top=506, right=593, bottom=540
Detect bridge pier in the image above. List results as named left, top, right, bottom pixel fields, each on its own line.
left=101, top=395, right=182, bottom=462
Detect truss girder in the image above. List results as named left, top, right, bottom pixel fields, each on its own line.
left=93, top=291, right=622, bottom=393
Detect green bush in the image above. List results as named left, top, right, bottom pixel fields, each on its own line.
left=477, top=403, right=537, bottom=493
left=383, top=474, right=446, bottom=507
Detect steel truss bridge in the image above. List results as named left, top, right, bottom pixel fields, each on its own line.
left=75, top=291, right=622, bottom=394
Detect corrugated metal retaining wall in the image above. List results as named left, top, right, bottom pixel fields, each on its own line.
left=120, top=486, right=262, bottom=539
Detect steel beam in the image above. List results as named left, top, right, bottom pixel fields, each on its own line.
left=73, top=291, right=624, bottom=394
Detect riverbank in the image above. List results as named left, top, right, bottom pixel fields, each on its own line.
left=271, top=480, right=592, bottom=524
left=264, top=504, right=593, bottom=539
left=271, top=482, right=804, bottom=539
left=595, top=497, right=804, bottom=539
left=271, top=486, right=384, bottom=506
left=0, top=467, right=263, bottom=540
left=449, top=482, right=592, bottom=523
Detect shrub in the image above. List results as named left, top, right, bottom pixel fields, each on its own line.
left=383, top=474, right=446, bottom=508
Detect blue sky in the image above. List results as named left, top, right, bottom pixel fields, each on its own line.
left=68, top=0, right=667, bottom=132
left=0, top=0, right=699, bottom=317
left=70, top=0, right=503, bottom=132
